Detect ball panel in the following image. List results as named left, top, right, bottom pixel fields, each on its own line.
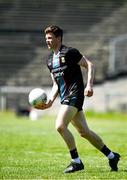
left=28, top=88, right=47, bottom=106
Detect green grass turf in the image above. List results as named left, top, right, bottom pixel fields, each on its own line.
left=0, top=111, right=127, bottom=179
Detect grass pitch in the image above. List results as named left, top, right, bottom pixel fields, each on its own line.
left=0, top=111, right=127, bottom=179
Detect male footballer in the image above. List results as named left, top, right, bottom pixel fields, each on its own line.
left=35, top=25, right=120, bottom=173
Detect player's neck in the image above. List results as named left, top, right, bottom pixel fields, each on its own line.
left=53, top=43, right=62, bottom=54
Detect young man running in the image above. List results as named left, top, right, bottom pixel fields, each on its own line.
left=35, top=25, right=120, bottom=173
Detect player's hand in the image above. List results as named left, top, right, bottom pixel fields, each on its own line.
left=84, top=85, right=93, bottom=97
left=34, top=100, right=53, bottom=110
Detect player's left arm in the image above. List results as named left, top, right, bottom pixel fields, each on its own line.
left=48, top=73, right=59, bottom=103
left=78, top=56, right=94, bottom=97
left=34, top=73, right=58, bottom=110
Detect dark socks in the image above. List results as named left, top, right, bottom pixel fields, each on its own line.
left=101, top=145, right=112, bottom=156
left=70, top=145, right=114, bottom=162
left=70, top=148, right=79, bottom=159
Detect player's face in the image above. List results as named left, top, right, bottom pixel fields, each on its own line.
left=45, top=33, right=60, bottom=50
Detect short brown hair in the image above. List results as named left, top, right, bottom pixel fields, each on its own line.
left=44, top=25, right=63, bottom=41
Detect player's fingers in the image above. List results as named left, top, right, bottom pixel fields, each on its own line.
left=85, top=90, right=93, bottom=97
left=34, top=103, right=46, bottom=110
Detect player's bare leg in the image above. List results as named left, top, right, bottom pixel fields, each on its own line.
left=71, top=110, right=104, bottom=150
left=71, top=111, right=120, bottom=171
left=55, top=104, right=77, bottom=150
left=55, top=104, right=84, bottom=173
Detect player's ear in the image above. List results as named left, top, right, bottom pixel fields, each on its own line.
left=57, top=36, right=62, bottom=42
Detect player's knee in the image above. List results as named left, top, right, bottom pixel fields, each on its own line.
left=80, top=130, right=90, bottom=139
left=55, top=124, right=66, bottom=134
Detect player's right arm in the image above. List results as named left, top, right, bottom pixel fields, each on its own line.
left=35, top=73, right=58, bottom=110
